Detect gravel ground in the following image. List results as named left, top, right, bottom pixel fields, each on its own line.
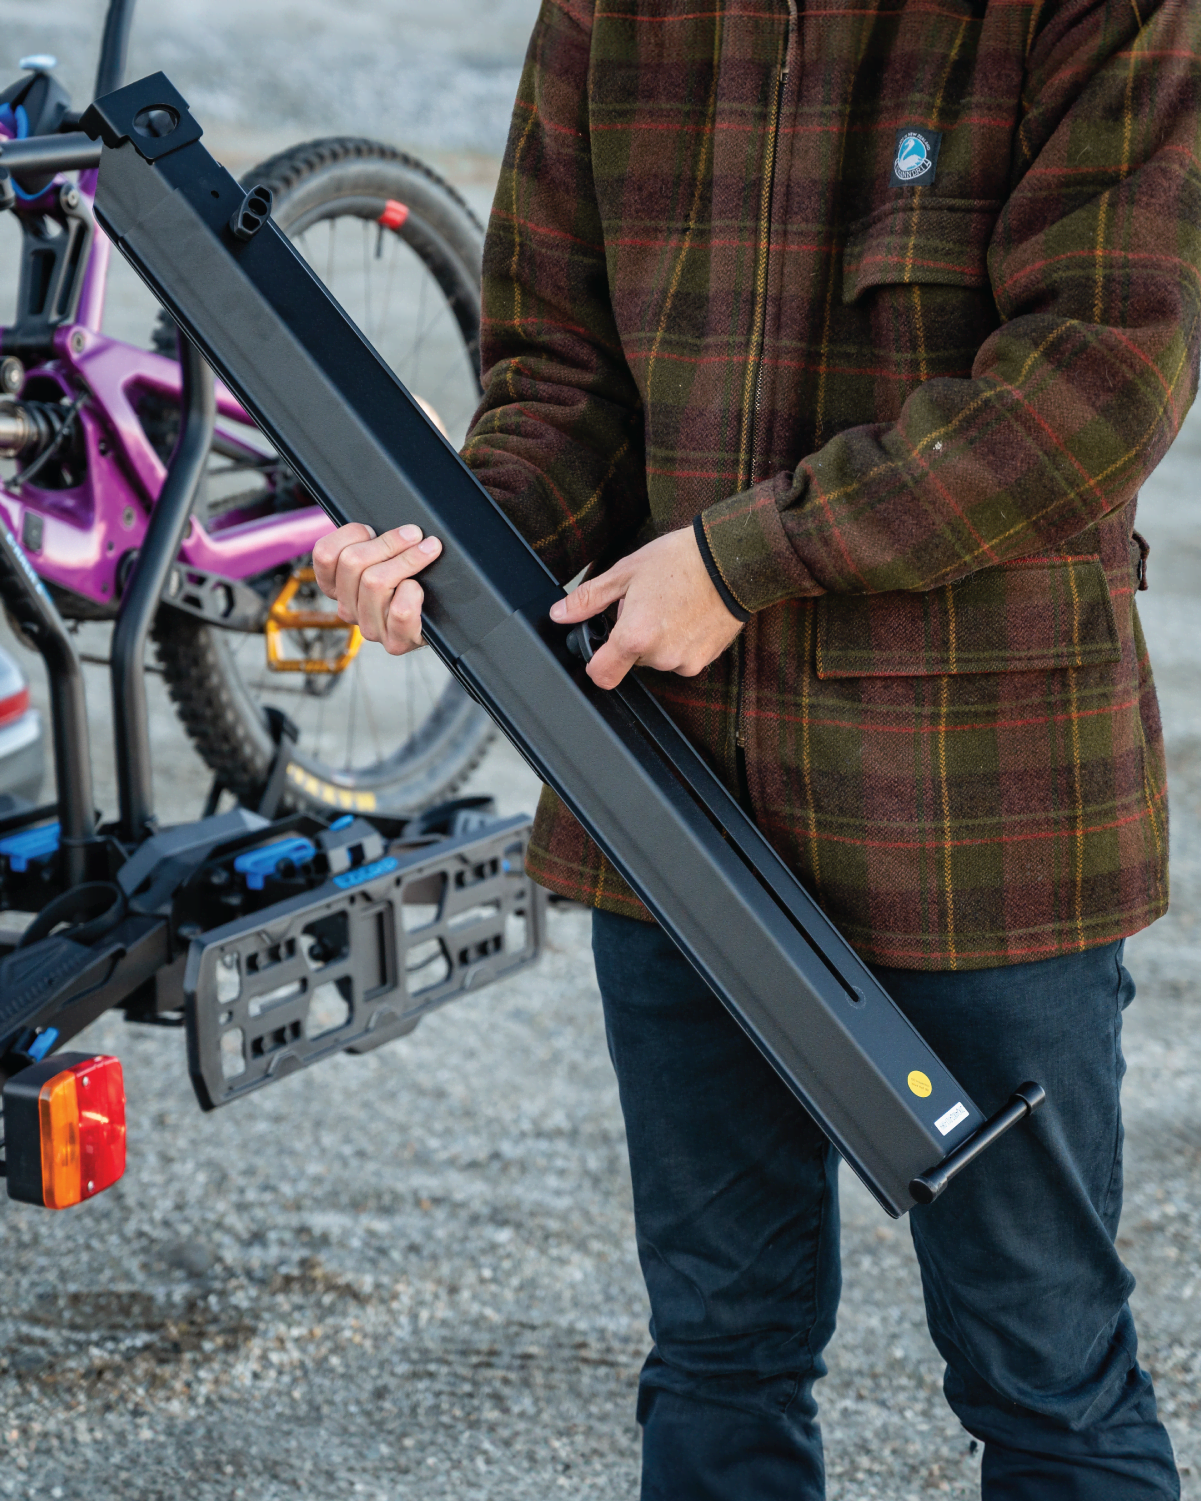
left=0, top=3, right=1198, bottom=1496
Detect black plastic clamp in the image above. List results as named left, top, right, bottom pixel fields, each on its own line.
left=229, top=185, right=272, bottom=243
left=565, top=614, right=611, bottom=664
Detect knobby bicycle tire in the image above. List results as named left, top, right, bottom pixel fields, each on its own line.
left=152, top=138, right=495, bottom=814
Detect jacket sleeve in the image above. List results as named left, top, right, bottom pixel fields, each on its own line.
left=461, top=0, right=649, bottom=585
left=701, top=0, right=1201, bottom=611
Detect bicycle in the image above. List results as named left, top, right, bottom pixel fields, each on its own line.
left=0, top=0, right=494, bottom=819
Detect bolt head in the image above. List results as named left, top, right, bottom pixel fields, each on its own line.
left=122, top=506, right=136, bottom=529
left=68, top=328, right=86, bottom=355
left=62, top=187, right=79, bottom=210
left=0, top=356, right=24, bottom=394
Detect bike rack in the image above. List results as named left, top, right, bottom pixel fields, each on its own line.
left=83, top=71, right=1047, bottom=1216
left=0, top=520, right=94, bottom=885
left=110, top=332, right=215, bottom=841
left=0, top=0, right=545, bottom=1216
left=0, top=301, right=543, bottom=1120
left=94, top=0, right=137, bottom=102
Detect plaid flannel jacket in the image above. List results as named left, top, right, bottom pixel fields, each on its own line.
left=462, top=0, right=1201, bottom=970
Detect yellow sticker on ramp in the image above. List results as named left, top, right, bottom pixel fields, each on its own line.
left=907, top=1070, right=933, bottom=1098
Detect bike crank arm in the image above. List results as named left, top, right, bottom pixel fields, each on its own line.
left=85, top=73, right=1045, bottom=1217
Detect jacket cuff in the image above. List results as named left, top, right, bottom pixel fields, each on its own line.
left=692, top=516, right=751, bottom=623
left=700, top=479, right=824, bottom=613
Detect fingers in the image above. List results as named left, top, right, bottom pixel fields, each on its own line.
left=312, top=522, right=374, bottom=596
left=355, top=551, right=430, bottom=648
left=381, top=577, right=426, bottom=654
left=332, top=526, right=420, bottom=621
left=352, top=537, right=442, bottom=652
left=585, top=628, right=643, bottom=690
left=548, top=564, right=629, bottom=625
left=311, top=521, right=443, bottom=655
left=546, top=558, right=647, bottom=688
left=585, top=598, right=671, bottom=687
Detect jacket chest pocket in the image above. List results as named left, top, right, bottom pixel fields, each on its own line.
left=842, top=197, right=999, bottom=299
left=839, top=197, right=1001, bottom=402
left=816, top=557, right=1122, bottom=680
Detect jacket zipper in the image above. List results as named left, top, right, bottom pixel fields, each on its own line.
left=748, top=52, right=790, bottom=492
left=735, top=9, right=793, bottom=757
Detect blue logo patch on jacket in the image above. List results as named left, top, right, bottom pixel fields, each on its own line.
left=891, top=129, right=942, bottom=187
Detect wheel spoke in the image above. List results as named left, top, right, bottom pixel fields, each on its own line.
left=376, top=233, right=402, bottom=345
left=325, top=217, right=336, bottom=289
left=315, top=675, right=328, bottom=758
left=343, top=660, right=359, bottom=773
left=360, top=653, right=385, bottom=763
left=362, top=219, right=373, bottom=337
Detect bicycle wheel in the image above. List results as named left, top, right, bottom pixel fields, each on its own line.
left=152, top=138, right=494, bottom=815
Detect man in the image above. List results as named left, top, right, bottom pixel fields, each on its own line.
left=315, top=1, right=1201, bottom=1494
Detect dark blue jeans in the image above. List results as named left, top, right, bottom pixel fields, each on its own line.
left=592, top=911, right=1179, bottom=1500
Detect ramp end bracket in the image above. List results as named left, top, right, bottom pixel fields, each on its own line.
left=909, top=1082, right=1046, bottom=1205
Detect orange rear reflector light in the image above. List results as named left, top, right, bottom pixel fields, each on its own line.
left=39, top=1068, right=81, bottom=1208
left=4, top=1053, right=126, bottom=1209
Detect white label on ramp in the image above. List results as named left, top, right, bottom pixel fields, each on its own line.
left=935, top=1101, right=969, bottom=1137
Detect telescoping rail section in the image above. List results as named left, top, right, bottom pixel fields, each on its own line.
left=76, top=73, right=1046, bottom=1218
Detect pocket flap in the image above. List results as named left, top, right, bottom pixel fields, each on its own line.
left=816, top=557, right=1121, bottom=678
left=842, top=198, right=999, bottom=303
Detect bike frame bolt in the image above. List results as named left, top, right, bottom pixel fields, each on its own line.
left=62, top=187, right=80, bottom=210
left=122, top=506, right=136, bottom=529
left=68, top=328, right=86, bottom=355
left=0, top=356, right=23, bottom=394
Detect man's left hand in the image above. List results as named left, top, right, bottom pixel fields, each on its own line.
left=549, top=525, right=746, bottom=690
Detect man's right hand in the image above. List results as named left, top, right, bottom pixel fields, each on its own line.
left=311, top=522, right=443, bottom=656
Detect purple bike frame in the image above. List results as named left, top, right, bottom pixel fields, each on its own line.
left=0, top=143, right=331, bottom=608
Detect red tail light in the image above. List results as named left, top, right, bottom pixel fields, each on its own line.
left=4, top=1054, right=127, bottom=1208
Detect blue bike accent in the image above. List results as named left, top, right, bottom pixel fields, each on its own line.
left=234, top=836, right=317, bottom=890
left=0, top=820, right=61, bottom=872
left=333, top=856, right=399, bottom=891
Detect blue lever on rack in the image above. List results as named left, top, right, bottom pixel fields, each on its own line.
left=28, top=1027, right=59, bottom=1061
left=0, top=821, right=61, bottom=872
left=234, top=836, right=317, bottom=891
